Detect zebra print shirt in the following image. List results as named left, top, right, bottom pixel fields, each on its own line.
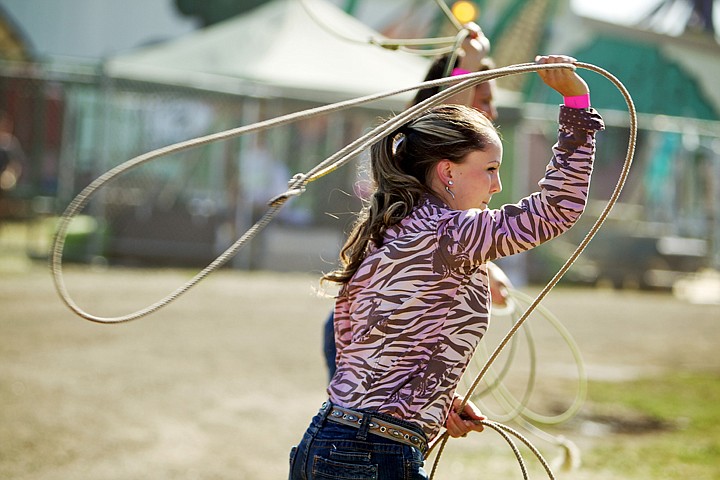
left=327, top=106, right=605, bottom=441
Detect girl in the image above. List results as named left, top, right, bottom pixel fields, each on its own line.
left=289, top=55, right=604, bottom=479
left=323, top=22, right=507, bottom=382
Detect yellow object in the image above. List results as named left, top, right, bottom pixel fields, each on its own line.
left=451, top=1, right=478, bottom=24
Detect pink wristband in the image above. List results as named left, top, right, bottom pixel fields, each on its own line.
left=451, top=68, right=472, bottom=76
left=564, top=93, right=591, bottom=109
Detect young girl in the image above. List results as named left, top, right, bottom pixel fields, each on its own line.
left=322, top=23, right=506, bottom=381
left=289, top=55, right=604, bottom=479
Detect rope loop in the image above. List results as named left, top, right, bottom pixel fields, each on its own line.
left=428, top=419, right=556, bottom=480
left=49, top=61, right=635, bottom=339
left=53, top=64, right=566, bottom=324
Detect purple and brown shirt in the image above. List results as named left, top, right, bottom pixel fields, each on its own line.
left=328, top=106, right=605, bottom=441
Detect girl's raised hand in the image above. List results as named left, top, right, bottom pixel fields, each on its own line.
left=535, top=55, right=589, bottom=97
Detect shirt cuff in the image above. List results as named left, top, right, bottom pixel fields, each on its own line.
left=559, top=106, right=605, bottom=132
left=564, top=93, right=591, bottom=109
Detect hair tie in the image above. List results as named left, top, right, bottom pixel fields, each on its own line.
left=392, top=132, right=406, bottom=155
left=392, top=124, right=411, bottom=155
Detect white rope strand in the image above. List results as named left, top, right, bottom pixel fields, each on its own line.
left=429, top=419, right=557, bottom=480
left=469, top=290, right=588, bottom=425
left=296, top=0, right=459, bottom=51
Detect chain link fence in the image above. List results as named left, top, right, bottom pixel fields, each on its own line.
left=2, top=58, right=718, bottom=282
left=0, top=59, right=397, bottom=272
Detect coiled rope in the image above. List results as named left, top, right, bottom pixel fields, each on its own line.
left=435, top=288, right=588, bottom=479
left=50, top=61, right=637, bottom=478
left=457, top=288, right=588, bottom=471
left=471, top=291, right=587, bottom=426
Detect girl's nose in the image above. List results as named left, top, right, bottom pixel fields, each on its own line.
left=492, top=176, right=502, bottom=194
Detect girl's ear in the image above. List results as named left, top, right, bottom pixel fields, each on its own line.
left=434, top=159, right=453, bottom=185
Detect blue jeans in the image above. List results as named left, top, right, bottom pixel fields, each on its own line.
left=289, top=403, right=429, bottom=480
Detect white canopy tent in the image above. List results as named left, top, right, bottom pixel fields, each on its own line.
left=104, top=0, right=432, bottom=108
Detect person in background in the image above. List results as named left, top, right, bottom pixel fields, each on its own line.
left=0, top=111, right=25, bottom=202
left=411, top=22, right=497, bottom=121
left=291, top=55, right=604, bottom=479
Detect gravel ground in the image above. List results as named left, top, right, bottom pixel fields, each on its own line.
left=1, top=225, right=718, bottom=479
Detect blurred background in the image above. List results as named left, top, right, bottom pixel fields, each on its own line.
left=0, top=0, right=717, bottom=291
left=1, top=2, right=719, bottom=479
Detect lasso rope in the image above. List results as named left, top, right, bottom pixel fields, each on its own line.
left=455, top=291, right=586, bottom=469
left=471, top=290, right=587, bottom=426
left=51, top=61, right=586, bottom=323
left=297, top=0, right=462, bottom=55
left=50, top=61, right=637, bottom=479
left=454, top=289, right=588, bottom=476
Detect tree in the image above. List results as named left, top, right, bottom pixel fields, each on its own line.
left=174, top=0, right=271, bottom=27
left=642, top=0, right=717, bottom=34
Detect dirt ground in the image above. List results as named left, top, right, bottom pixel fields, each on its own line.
left=1, top=236, right=719, bottom=479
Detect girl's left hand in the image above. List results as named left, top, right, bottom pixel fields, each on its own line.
left=445, top=396, right=486, bottom=437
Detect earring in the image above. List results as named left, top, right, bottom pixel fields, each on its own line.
left=448, top=180, right=454, bottom=186
left=445, top=185, right=455, bottom=200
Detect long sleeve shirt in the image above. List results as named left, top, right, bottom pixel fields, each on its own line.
left=327, top=106, right=605, bottom=441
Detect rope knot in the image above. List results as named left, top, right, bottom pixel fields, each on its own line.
left=267, top=173, right=308, bottom=207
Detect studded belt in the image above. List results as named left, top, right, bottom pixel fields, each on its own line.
left=321, top=402, right=428, bottom=455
